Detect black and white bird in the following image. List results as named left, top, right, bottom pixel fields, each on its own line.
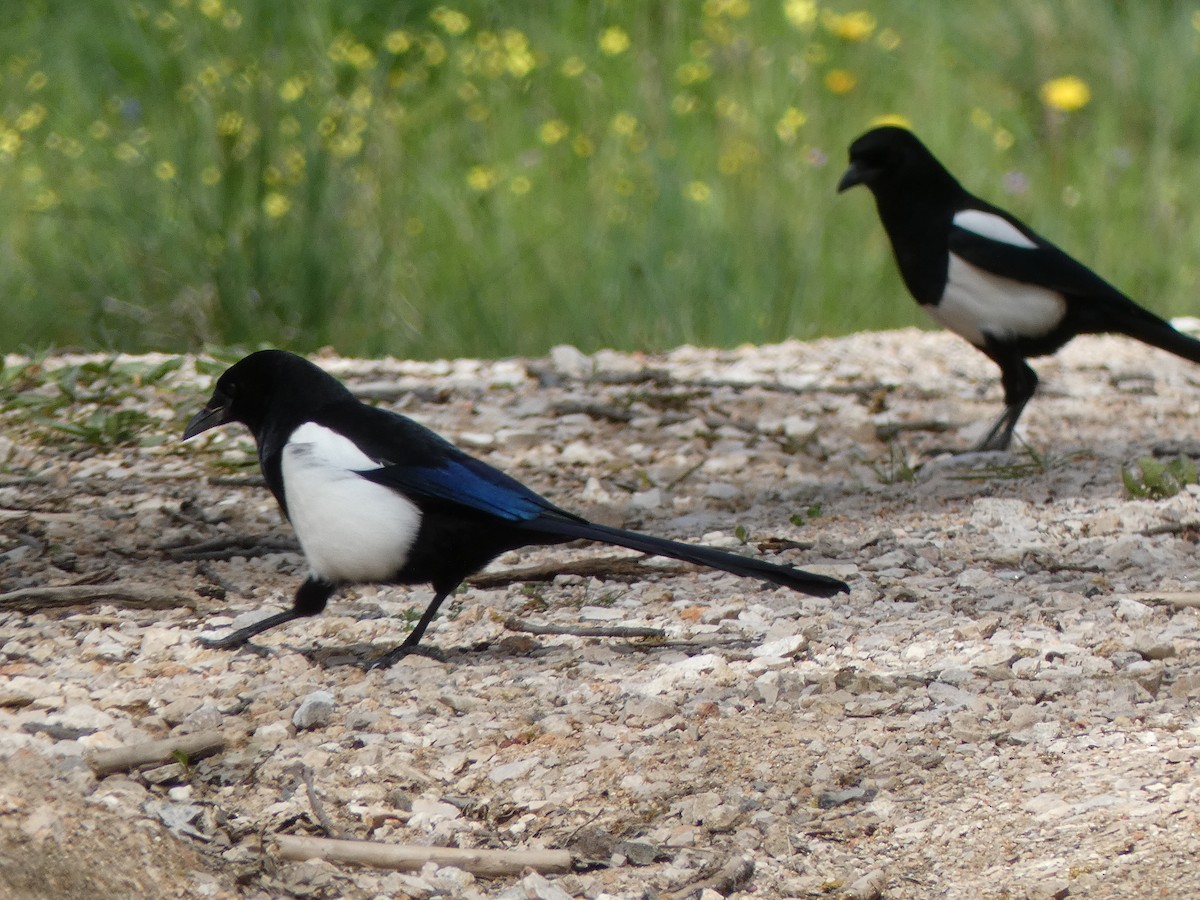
left=183, top=350, right=849, bottom=666
left=838, top=125, right=1200, bottom=451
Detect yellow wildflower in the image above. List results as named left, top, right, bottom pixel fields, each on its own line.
left=784, top=0, right=817, bottom=30
left=201, top=165, right=222, bottom=185
left=994, top=128, right=1014, bottom=150
left=89, top=120, right=110, bottom=140
left=561, top=56, right=586, bottom=77
left=539, top=119, right=570, bottom=145
left=0, top=129, right=21, bottom=156
left=704, top=0, right=749, bottom=17
left=684, top=181, right=712, bottom=203
left=15, top=104, right=46, bottom=131
left=572, top=135, right=594, bottom=157
left=350, top=85, right=373, bottom=111
left=1040, top=76, right=1090, bottom=112
left=509, top=176, right=532, bottom=195
left=217, top=111, right=244, bottom=136
left=676, top=61, right=712, bottom=85
left=330, top=134, right=363, bottom=158
left=199, top=0, right=222, bottom=18
left=423, top=36, right=448, bottom=65
left=154, top=160, right=177, bottom=181
left=824, top=69, right=857, bottom=94
left=384, top=30, right=412, bottom=54
left=155, top=11, right=177, bottom=29
left=610, top=112, right=638, bottom=136
left=504, top=30, right=536, bottom=78
left=279, top=77, right=305, bottom=103
left=466, top=165, right=500, bottom=191
left=599, top=26, right=630, bottom=56
left=344, top=42, right=374, bottom=70
left=775, top=107, right=808, bottom=143
left=263, top=192, right=291, bottom=218
left=115, top=142, right=139, bottom=162
left=822, top=10, right=876, bottom=42
left=26, top=71, right=47, bottom=92
left=431, top=7, right=471, bottom=36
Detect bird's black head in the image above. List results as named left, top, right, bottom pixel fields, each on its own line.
left=836, top=126, right=957, bottom=196
left=183, top=349, right=354, bottom=442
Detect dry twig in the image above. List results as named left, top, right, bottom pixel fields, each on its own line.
left=272, top=834, right=572, bottom=877
left=665, top=855, right=755, bottom=899
left=1126, top=591, right=1200, bottom=609
left=300, top=765, right=343, bottom=839
left=0, top=583, right=195, bottom=613
left=87, top=729, right=227, bottom=776
left=504, top=616, right=665, bottom=640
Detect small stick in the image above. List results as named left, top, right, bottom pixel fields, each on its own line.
left=163, top=535, right=299, bottom=561
left=300, top=765, right=343, bottom=839
left=666, top=855, right=755, bottom=900
left=0, top=583, right=196, bottom=613
left=88, top=730, right=227, bottom=776
left=504, top=616, right=664, bottom=640
left=1126, top=591, right=1200, bottom=609
left=273, top=834, right=572, bottom=877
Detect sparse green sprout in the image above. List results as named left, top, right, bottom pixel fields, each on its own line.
left=1121, top=455, right=1198, bottom=499
left=789, top=505, right=823, bottom=527
left=870, top=443, right=916, bottom=485
left=734, top=524, right=748, bottom=543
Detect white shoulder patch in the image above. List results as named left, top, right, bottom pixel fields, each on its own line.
left=281, top=422, right=420, bottom=583
left=953, top=209, right=1037, bottom=249
left=287, top=421, right=382, bottom=471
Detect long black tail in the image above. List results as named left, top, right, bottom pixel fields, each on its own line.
left=1109, top=303, right=1200, bottom=365
left=521, top=516, right=849, bottom=597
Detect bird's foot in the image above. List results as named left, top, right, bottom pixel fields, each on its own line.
left=367, top=643, right=447, bottom=669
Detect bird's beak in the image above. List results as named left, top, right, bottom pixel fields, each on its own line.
left=182, top=403, right=230, bottom=441
left=836, top=161, right=867, bottom=193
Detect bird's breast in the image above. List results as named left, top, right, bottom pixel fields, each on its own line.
left=932, top=255, right=1067, bottom=347
left=281, top=423, right=422, bottom=583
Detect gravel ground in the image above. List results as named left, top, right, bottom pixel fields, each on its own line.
left=1, top=328, right=1199, bottom=899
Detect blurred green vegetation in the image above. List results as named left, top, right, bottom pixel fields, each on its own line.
left=4, top=0, right=1200, bottom=359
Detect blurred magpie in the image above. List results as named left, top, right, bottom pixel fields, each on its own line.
left=183, top=350, right=849, bottom=666
left=838, top=125, right=1200, bottom=451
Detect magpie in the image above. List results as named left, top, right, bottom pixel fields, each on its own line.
left=183, top=350, right=849, bottom=667
left=837, top=125, right=1200, bottom=451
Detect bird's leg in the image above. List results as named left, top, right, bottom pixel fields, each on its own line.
left=974, top=350, right=1038, bottom=452
left=369, top=582, right=458, bottom=669
left=196, top=577, right=336, bottom=650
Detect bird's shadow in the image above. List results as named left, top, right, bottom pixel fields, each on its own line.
left=282, top=632, right=759, bottom=669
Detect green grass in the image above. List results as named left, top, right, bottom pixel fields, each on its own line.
left=5, top=1, right=1200, bottom=359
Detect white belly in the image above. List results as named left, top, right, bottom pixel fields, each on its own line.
left=281, top=423, right=422, bottom=583
left=931, top=254, right=1067, bottom=347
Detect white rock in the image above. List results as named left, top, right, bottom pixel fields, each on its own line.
left=292, top=691, right=336, bottom=730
